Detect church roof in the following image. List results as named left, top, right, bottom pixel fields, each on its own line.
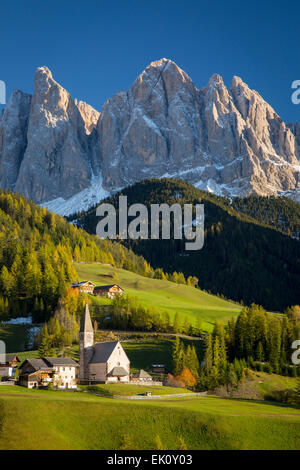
left=108, top=366, right=129, bottom=377
left=89, top=341, right=119, bottom=364
left=80, top=303, right=93, bottom=333
left=45, top=357, right=79, bottom=367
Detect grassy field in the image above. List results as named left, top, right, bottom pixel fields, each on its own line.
left=256, top=372, right=298, bottom=398
left=214, top=370, right=299, bottom=400
left=78, top=383, right=192, bottom=396
left=0, top=385, right=299, bottom=450
left=123, top=340, right=173, bottom=373
left=74, top=262, right=242, bottom=332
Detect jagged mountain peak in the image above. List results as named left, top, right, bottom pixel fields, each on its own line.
left=35, top=65, right=53, bottom=77
left=34, top=66, right=59, bottom=96
left=133, top=58, right=194, bottom=93
left=145, top=57, right=186, bottom=74
left=231, top=74, right=249, bottom=89
left=207, top=73, right=225, bottom=86
left=0, top=61, right=299, bottom=215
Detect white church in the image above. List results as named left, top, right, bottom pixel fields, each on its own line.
left=79, top=304, right=130, bottom=384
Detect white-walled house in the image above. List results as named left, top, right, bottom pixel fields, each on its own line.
left=18, top=357, right=78, bottom=389
left=45, top=358, right=78, bottom=389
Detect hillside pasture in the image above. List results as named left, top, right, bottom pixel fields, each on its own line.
left=74, top=262, right=242, bottom=332
left=0, top=386, right=299, bottom=450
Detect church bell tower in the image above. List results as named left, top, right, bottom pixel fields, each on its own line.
left=79, top=303, right=94, bottom=382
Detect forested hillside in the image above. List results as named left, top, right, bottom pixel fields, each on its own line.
left=69, top=178, right=300, bottom=312
left=200, top=304, right=300, bottom=390
left=0, top=190, right=157, bottom=322
left=231, top=195, right=300, bottom=239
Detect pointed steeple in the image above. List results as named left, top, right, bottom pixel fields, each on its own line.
left=80, top=303, right=93, bottom=333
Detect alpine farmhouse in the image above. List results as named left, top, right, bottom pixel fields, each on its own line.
left=18, top=357, right=78, bottom=389
left=71, top=281, right=124, bottom=299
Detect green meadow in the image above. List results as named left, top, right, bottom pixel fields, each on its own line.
left=0, top=386, right=299, bottom=450
left=77, top=383, right=193, bottom=396
left=74, top=262, right=242, bottom=332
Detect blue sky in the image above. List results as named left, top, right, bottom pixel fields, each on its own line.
left=1, top=0, right=299, bottom=122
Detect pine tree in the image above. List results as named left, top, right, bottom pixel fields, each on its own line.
left=204, top=333, right=213, bottom=374
left=172, top=336, right=181, bottom=374
left=0, top=266, right=14, bottom=297
left=256, top=341, right=264, bottom=362
left=174, top=341, right=185, bottom=376
left=196, top=315, right=202, bottom=336
left=213, top=335, right=220, bottom=369
left=173, top=312, right=181, bottom=333
left=183, top=315, right=190, bottom=334
left=52, top=318, right=61, bottom=348
left=225, top=363, right=238, bottom=394
left=23, top=253, right=42, bottom=297
left=190, top=345, right=200, bottom=377
left=38, top=324, right=51, bottom=358
left=162, top=311, right=171, bottom=332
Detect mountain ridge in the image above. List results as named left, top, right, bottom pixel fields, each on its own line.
left=0, top=58, right=300, bottom=215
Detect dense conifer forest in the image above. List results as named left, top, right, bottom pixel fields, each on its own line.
left=69, top=178, right=300, bottom=312
left=0, top=190, right=161, bottom=322
left=232, top=195, right=300, bottom=239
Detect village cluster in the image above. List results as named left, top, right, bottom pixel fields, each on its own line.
left=0, top=303, right=165, bottom=390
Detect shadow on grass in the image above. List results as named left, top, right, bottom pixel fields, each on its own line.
left=209, top=394, right=300, bottom=410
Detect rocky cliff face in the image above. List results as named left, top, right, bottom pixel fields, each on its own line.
left=0, top=90, right=31, bottom=190
left=0, top=58, right=299, bottom=214
left=14, top=67, right=96, bottom=203
left=98, top=59, right=299, bottom=199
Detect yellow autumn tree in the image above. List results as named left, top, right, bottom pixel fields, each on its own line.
left=176, top=368, right=197, bottom=388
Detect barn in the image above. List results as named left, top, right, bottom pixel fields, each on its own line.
left=93, top=284, right=124, bottom=299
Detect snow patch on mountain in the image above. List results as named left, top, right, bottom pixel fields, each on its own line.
left=41, top=173, right=109, bottom=216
